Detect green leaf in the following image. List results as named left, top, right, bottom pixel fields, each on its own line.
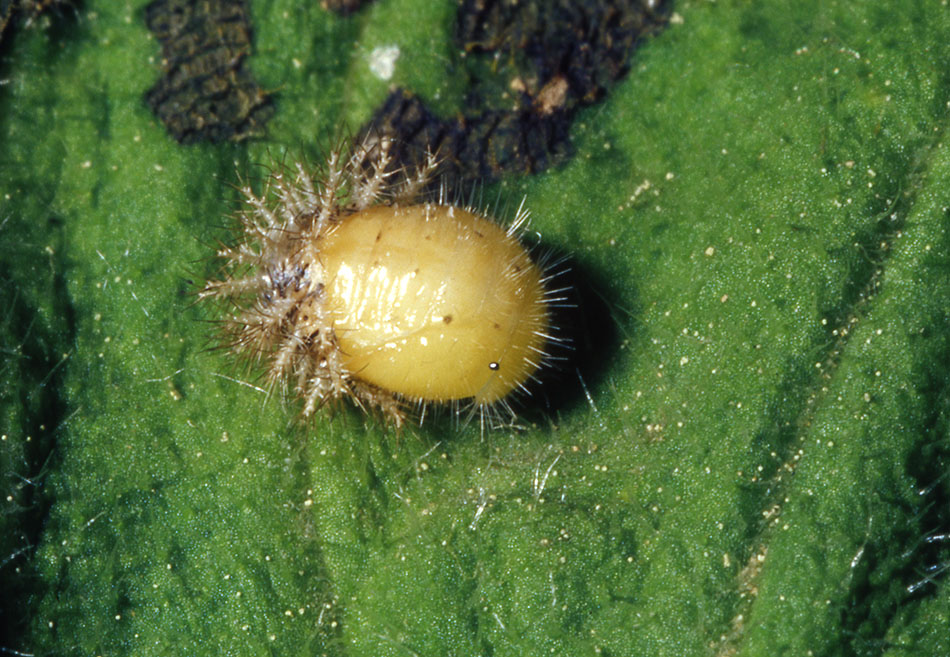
left=1, top=0, right=948, bottom=656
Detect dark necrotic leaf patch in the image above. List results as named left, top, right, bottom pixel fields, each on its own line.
left=144, top=0, right=273, bottom=144
left=358, top=0, right=671, bottom=183
left=320, top=0, right=373, bottom=16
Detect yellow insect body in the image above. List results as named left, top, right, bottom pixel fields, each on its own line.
left=321, top=204, right=548, bottom=405
left=200, top=138, right=558, bottom=427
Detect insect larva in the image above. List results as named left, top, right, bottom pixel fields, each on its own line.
left=200, top=137, right=562, bottom=428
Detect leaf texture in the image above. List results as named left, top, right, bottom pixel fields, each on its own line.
left=1, top=1, right=948, bottom=656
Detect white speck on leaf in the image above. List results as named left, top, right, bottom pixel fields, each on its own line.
left=369, top=45, right=401, bottom=81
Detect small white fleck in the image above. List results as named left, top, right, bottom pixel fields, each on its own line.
left=368, top=45, right=401, bottom=81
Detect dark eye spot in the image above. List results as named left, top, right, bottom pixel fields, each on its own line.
left=442, top=315, right=453, bottom=324
left=488, top=362, right=500, bottom=370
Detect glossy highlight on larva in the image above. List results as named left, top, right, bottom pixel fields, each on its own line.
left=199, top=137, right=559, bottom=427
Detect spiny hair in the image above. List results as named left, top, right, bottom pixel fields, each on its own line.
left=199, top=135, right=565, bottom=430
left=200, top=136, right=435, bottom=426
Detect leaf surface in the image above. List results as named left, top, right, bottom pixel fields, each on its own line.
left=1, top=1, right=948, bottom=655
